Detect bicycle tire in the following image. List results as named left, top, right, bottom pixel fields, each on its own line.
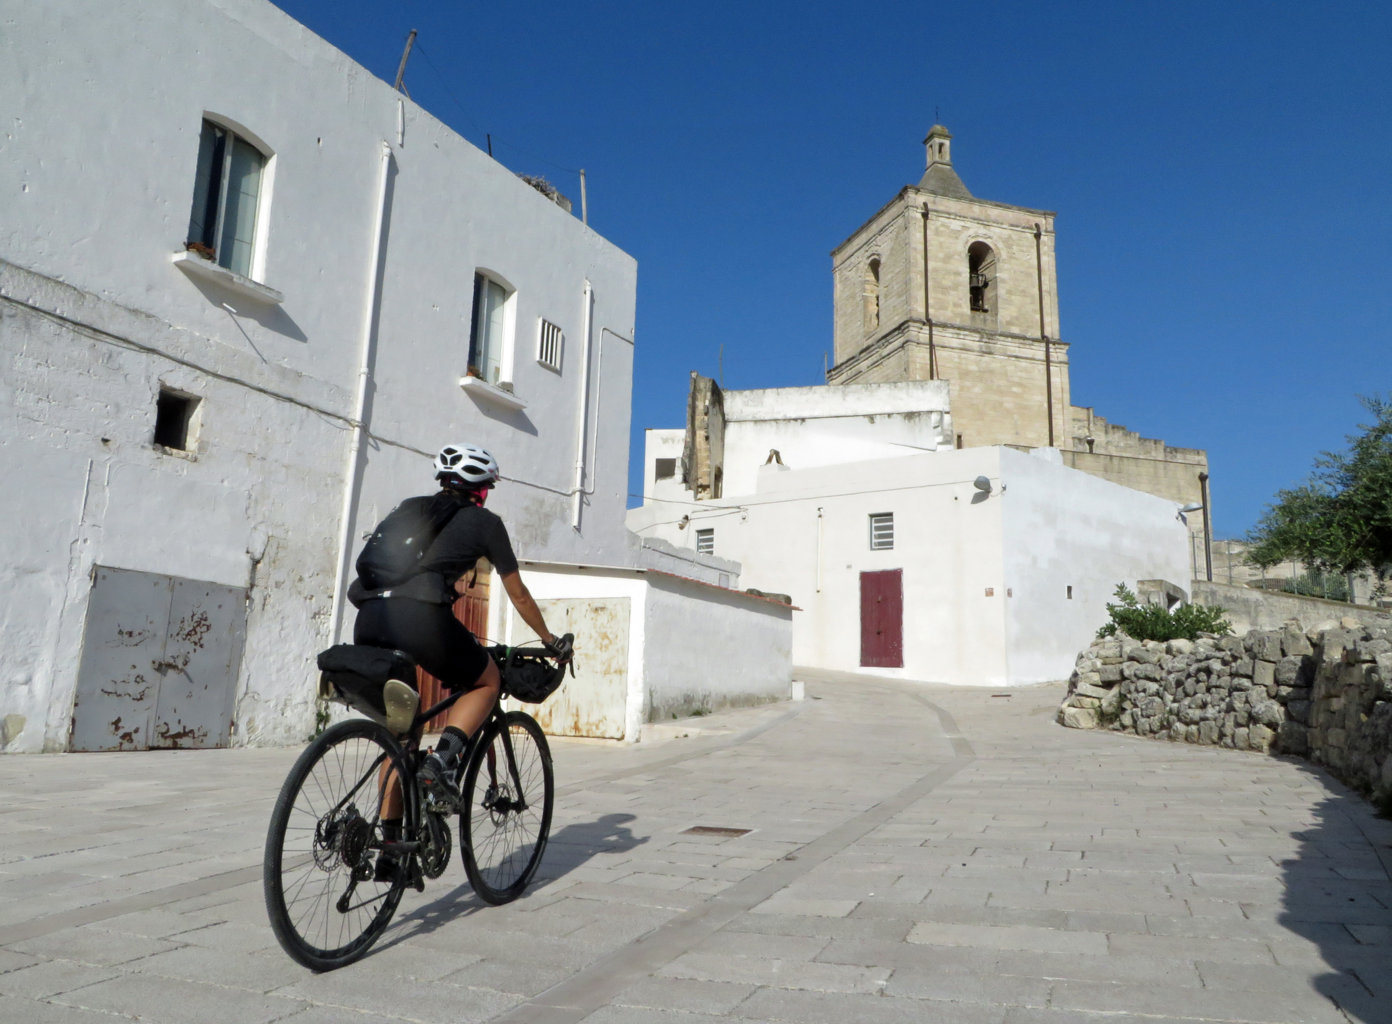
left=460, top=710, right=554, bottom=904
left=263, top=718, right=415, bottom=970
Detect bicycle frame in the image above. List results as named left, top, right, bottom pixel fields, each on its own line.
left=401, top=641, right=555, bottom=809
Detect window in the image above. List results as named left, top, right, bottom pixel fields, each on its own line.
left=154, top=388, right=201, bottom=452
left=864, top=257, right=881, bottom=332
left=967, top=241, right=996, bottom=315
left=695, top=528, right=715, bottom=555
left=538, top=319, right=563, bottom=370
left=869, top=513, right=894, bottom=550
left=654, top=458, right=676, bottom=480
left=187, top=119, right=267, bottom=278
left=468, top=273, right=513, bottom=386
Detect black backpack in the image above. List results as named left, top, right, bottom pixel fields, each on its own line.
left=355, top=494, right=461, bottom=589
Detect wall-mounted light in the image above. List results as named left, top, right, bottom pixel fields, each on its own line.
left=677, top=514, right=690, bottom=530
left=973, top=475, right=993, bottom=494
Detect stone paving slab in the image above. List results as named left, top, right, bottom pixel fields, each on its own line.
left=0, top=671, right=1389, bottom=1023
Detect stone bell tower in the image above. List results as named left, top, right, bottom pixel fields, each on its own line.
left=829, top=125, right=1070, bottom=450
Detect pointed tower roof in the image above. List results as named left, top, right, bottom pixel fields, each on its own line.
left=918, top=124, right=973, bottom=199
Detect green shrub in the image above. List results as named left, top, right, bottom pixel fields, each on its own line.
left=1096, top=583, right=1232, bottom=642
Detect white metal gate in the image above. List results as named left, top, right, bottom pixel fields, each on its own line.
left=70, top=567, right=248, bottom=751
left=510, top=598, right=630, bottom=739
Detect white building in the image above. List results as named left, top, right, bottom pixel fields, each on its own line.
left=629, top=378, right=1191, bottom=686
left=0, top=0, right=789, bottom=752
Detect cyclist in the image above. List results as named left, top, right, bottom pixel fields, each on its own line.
left=347, top=443, right=568, bottom=868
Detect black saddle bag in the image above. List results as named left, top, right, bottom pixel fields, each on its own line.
left=317, top=645, right=420, bottom=733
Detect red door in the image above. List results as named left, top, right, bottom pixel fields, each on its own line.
left=860, top=569, right=903, bottom=668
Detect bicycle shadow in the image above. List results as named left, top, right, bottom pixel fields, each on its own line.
left=533, top=811, right=649, bottom=884
left=378, top=812, right=647, bottom=948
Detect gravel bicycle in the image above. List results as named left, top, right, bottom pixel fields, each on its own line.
left=263, top=635, right=572, bottom=971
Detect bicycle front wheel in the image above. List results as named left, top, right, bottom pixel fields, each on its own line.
left=460, top=710, right=554, bottom=904
left=263, top=718, right=414, bottom=970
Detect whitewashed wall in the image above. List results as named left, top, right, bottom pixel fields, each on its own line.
left=0, top=0, right=636, bottom=750
left=512, top=564, right=792, bottom=742
left=642, top=574, right=792, bottom=721
left=1000, top=448, right=1191, bottom=683
left=640, top=429, right=688, bottom=507
left=717, top=382, right=952, bottom=496
left=631, top=445, right=1190, bottom=686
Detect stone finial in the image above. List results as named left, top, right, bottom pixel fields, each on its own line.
left=923, top=124, right=953, bottom=168
left=918, top=124, right=973, bottom=199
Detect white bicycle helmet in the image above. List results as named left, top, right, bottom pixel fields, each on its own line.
left=434, top=443, right=500, bottom=487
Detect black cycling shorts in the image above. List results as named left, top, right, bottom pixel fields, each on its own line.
left=352, top=598, right=491, bottom=691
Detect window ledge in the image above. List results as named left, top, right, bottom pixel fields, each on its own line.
left=459, top=375, right=527, bottom=411
left=172, top=251, right=284, bottom=306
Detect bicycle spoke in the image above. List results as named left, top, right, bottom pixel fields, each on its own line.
left=264, top=721, right=412, bottom=970
left=461, top=712, right=553, bottom=904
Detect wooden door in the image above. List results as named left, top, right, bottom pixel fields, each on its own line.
left=416, top=561, right=491, bottom=732
left=860, top=569, right=903, bottom=668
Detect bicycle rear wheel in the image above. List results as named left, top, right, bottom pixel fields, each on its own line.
left=460, top=710, right=554, bottom=904
left=264, top=718, right=414, bottom=970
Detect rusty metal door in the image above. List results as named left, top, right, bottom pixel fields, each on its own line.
left=510, top=598, right=629, bottom=739
left=860, top=569, right=903, bottom=668
left=71, top=567, right=247, bottom=751
left=150, top=578, right=247, bottom=748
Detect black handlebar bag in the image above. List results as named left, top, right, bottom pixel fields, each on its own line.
left=498, top=648, right=566, bottom=704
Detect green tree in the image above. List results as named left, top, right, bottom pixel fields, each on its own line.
left=1246, top=395, right=1392, bottom=594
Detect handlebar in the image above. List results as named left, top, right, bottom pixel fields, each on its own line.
left=487, top=632, right=575, bottom=676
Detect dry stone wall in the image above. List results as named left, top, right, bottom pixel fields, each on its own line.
left=1057, top=616, right=1392, bottom=805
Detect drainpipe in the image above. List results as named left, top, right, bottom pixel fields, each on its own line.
left=572, top=281, right=594, bottom=529
left=1035, top=224, right=1053, bottom=446
left=330, top=140, right=394, bottom=642
left=921, top=204, right=936, bottom=379
left=1199, top=471, right=1213, bottom=582
left=815, top=506, right=824, bottom=593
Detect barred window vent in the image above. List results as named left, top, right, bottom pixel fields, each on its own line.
left=869, top=513, right=894, bottom=550
left=696, top=528, right=715, bottom=555
left=538, top=319, right=563, bottom=370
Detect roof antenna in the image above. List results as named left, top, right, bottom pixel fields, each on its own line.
left=394, top=29, right=417, bottom=96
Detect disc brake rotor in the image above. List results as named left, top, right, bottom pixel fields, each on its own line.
left=314, top=805, right=372, bottom=872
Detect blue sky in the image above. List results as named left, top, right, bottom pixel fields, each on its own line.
left=271, top=0, right=1390, bottom=540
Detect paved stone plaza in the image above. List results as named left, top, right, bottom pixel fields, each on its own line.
left=1, top=673, right=1389, bottom=1023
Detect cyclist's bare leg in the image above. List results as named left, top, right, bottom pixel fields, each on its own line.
left=445, top=657, right=501, bottom=743
left=380, top=659, right=500, bottom=831
left=379, top=760, right=404, bottom=820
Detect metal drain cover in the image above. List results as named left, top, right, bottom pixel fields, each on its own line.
left=682, top=826, right=752, bottom=837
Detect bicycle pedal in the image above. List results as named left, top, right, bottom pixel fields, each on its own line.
left=424, top=786, right=462, bottom=813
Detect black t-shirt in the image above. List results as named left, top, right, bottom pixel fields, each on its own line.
left=347, top=493, right=518, bottom=606
left=419, top=502, right=518, bottom=579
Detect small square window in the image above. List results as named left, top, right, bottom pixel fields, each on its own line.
left=869, top=513, right=894, bottom=550
left=154, top=388, right=200, bottom=452
left=695, top=528, right=715, bottom=555
left=186, top=119, right=268, bottom=279
left=538, top=319, right=563, bottom=370
left=655, top=457, right=677, bottom=480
